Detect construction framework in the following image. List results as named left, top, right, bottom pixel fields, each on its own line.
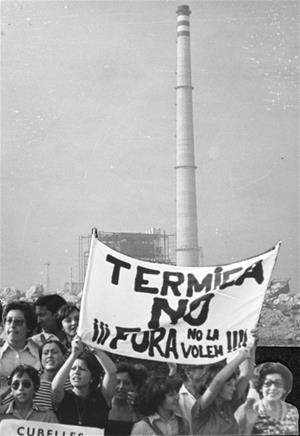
left=78, top=229, right=176, bottom=286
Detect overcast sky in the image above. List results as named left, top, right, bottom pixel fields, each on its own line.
left=1, top=0, right=299, bottom=292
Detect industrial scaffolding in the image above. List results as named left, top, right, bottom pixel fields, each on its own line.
left=78, top=229, right=176, bottom=286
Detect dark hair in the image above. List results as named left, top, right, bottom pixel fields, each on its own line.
left=133, top=363, right=148, bottom=391
left=8, top=365, right=40, bottom=392
left=55, top=304, right=79, bottom=329
left=254, top=362, right=293, bottom=399
left=136, top=375, right=181, bottom=416
left=182, top=364, right=205, bottom=382
left=2, top=301, right=37, bottom=336
left=34, top=295, right=67, bottom=314
left=75, top=351, right=102, bottom=392
left=187, top=361, right=227, bottom=395
left=39, top=339, right=68, bottom=361
left=116, top=362, right=138, bottom=387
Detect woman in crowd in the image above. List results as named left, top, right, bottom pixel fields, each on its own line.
left=131, top=375, right=189, bottom=435
left=191, top=345, right=255, bottom=435
left=0, top=301, right=40, bottom=403
left=52, top=335, right=116, bottom=429
left=35, top=339, right=70, bottom=409
left=0, top=365, right=57, bottom=422
left=239, top=362, right=299, bottom=435
left=55, top=304, right=80, bottom=351
left=105, top=362, right=140, bottom=436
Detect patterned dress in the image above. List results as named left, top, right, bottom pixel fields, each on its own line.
left=252, top=402, right=299, bottom=435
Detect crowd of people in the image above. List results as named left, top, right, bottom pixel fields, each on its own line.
left=0, top=294, right=298, bottom=435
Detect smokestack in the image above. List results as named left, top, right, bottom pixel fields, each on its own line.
left=175, top=4, right=199, bottom=266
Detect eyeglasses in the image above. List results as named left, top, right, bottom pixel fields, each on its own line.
left=263, top=380, right=284, bottom=388
left=11, top=380, right=33, bottom=390
left=5, top=318, right=25, bottom=326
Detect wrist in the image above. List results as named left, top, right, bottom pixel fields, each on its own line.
left=70, top=350, right=78, bottom=360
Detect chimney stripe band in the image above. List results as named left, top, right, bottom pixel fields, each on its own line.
left=177, top=30, right=190, bottom=37
left=177, top=15, right=189, bottom=21
left=177, top=25, right=189, bottom=32
left=176, top=6, right=191, bottom=16
left=177, top=20, right=189, bottom=26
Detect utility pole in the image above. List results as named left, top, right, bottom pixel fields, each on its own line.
left=45, top=261, right=50, bottom=293
left=69, top=266, right=73, bottom=293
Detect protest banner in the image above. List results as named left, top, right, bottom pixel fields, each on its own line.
left=78, top=237, right=280, bottom=364
left=0, top=419, right=103, bottom=436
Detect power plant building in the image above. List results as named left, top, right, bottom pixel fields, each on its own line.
left=78, top=230, right=175, bottom=286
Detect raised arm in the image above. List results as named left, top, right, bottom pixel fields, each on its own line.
left=235, top=380, right=260, bottom=435
left=92, top=348, right=117, bottom=404
left=52, top=336, right=83, bottom=405
left=167, top=362, right=177, bottom=377
left=236, top=346, right=256, bottom=399
left=235, top=328, right=258, bottom=398
left=195, top=348, right=251, bottom=412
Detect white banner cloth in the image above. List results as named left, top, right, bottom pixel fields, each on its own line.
left=78, top=237, right=280, bottom=364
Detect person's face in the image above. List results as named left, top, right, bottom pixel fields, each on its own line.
left=41, top=343, right=65, bottom=372
left=62, top=309, right=79, bottom=339
left=4, top=309, right=28, bottom=344
left=35, top=305, right=57, bottom=333
left=70, top=358, right=92, bottom=389
left=11, top=373, right=35, bottom=406
left=219, top=377, right=237, bottom=401
left=261, top=373, right=286, bottom=401
left=161, top=390, right=179, bottom=413
left=115, top=372, right=135, bottom=401
left=188, top=368, right=204, bottom=394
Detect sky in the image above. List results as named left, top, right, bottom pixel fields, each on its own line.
left=1, top=0, right=299, bottom=293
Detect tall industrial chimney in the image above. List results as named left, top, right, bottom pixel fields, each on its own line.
left=175, top=4, right=199, bottom=266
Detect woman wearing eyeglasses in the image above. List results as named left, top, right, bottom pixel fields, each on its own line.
left=0, top=301, right=40, bottom=404
left=240, top=362, right=299, bottom=435
left=0, top=365, right=57, bottom=423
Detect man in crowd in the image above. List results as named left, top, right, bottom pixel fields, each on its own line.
left=178, top=365, right=206, bottom=433
left=31, top=294, right=66, bottom=345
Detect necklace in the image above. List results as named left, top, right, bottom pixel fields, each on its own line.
left=261, top=400, right=283, bottom=421
left=74, top=395, right=87, bottom=425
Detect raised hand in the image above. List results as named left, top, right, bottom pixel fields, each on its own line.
left=238, top=346, right=252, bottom=361
left=71, top=335, right=83, bottom=357
left=248, top=327, right=259, bottom=347
left=167, top=361, right=177, bottom=376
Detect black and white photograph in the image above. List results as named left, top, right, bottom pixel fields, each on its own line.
left=1, top=1, right=299, bottom=435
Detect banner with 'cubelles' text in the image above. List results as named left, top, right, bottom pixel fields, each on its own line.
left=0, top=419, right=103, bottom=436
left=78, top=237, right=280, bottom=364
